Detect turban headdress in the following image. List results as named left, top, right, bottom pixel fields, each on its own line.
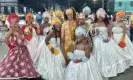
left=96, top=8, right=106, bottom=18
left=8, top=13, right=19, bottom=24
left=25, top=13, right=34, bottom=21
left=51, top=18, right=61, bottom=26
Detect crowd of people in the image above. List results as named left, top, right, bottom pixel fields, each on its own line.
left=0, top=6, right=133, bottom=80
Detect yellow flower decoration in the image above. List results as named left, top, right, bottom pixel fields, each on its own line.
left=51, top=18, right=61, bottom=26
left=66, top=8, right=73, bottom=15
left=55, top=10, right=63, bottom=17
left=130, top=15, right=133, bottom=22
left=47, top=44, right=52, bottom=49
left=54, top=48, right=60, bottom=55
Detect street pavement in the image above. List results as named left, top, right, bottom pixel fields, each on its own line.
left=0, top=44, right=133, bottom=80
left=0, top=27, right=132, bottom=80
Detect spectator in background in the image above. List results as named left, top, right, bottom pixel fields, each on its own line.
left=130, top=15, right=133, bottom=42
left=36, top=12, right=43, bottom=25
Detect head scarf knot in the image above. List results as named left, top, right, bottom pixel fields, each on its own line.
left=66, top=8, right=73, bottom=15
left=96, top=8, right=106, bottom=18
left=51, top=18, right=61, bottom=26
left=42, top=11, right=51, bottom=19
left=26, top=13, right=34, bottom=21
left=82, top=6, right=91, bottom=15
left=55, top=10, right=63, bottom=17
left=116, top=10, right=125, bottom=17
left=8, top=13, right=19, bottom=24
left=75, top=27, right=86, bottom=36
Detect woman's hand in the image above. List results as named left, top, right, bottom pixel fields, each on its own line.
left=96, top=29, right=99, bottom=35
left=74, top=58, right=81, bottom=63
left=103, top=38, right=109, bottom=42
left=50, top=47, right=54, bottom=54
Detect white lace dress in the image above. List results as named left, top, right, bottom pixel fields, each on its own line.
left=38, top=27, right=52, bottom=42
left=33, top=38, right=66, bottom=80
left=65, top=50, right=108, bottom=80
left=24, top=26, right=39, bottom=60
left=112, top=27, right=133, bottom=66
left=93, top=26, right=130, bottom=77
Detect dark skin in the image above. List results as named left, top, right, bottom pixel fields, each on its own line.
left=78, top=18, right=90, bottom=32
left=72, top=35, right=91, bottom=63
left=24, top=16, right=40, bottom=36
left=4, top=19, right=23, bottom=45
left=112, top=15, right=126, bottom=37
left=40, top=17, right=50, bottom=35
left=45, top=23, right=61, bottom=53
left=95, top=16, right=111, bottom=42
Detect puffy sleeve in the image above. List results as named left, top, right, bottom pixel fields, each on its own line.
left=34, top=24, right=40, bottom=34
left=21, top=25, right=29, bottom=32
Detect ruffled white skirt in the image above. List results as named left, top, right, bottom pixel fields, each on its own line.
left=93, top=36, right=130, bottom=77
left=65, top=55, right=108, bottom=80
left=33, top=39, right=66, bottom=80
left=27, top=36, right=39, bottom=60
left=113, top=34, right=133, bottom=66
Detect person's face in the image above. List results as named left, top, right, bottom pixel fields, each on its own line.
left=98, top=16, right=104, bottom=22
left=10, top=18, right=19, bottom=29
left=76, top=35, right=85, bottom=42
left=116, top=15, right=123, bottom=22
left=78, top=18, right=85, bottom=25
left=27, top=16, right=34, bottom=23
left=44, top=17, right=49, bottom=23
left=57, top=15, right=62, bottom=19
left=55, top=22, right=61, bottom=31
left=67, top=13, right=73, bottom=20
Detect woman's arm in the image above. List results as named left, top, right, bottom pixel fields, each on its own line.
left=4, top=29, right=13, bottom=45
left=61, top=23, right=65, bottom=53
left=84, top=44, right=91, bottom=58
left=45, top=30, right=53, bottom=45
left=122, top=22, right=126, bottom=38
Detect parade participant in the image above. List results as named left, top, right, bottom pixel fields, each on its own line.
left=112, top=11, right=133, bottom=66
left=93, top=8, right=130, bottom=77
left=65, top=27, right=108, bottom=80
left=78, top=13, right=93, bottom=49
left=38, top=11, right=52, bottom=42
left=55, top=10, right=64, bottom=23
left=21, top=13, right=40, bottom=60
left=130, top=15, right=133, bottom=42
left=61, top=8, right=77, bottom=64
left=82, top=6, right=92, bottom=25
left=36, top=12, right=43, bottom=25
left=0, top=13, right=40, bottom=79
left=78, top=13, right=88, bottom=30
left=34, top=18, right=66, bottom=80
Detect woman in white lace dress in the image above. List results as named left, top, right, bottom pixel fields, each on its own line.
left=34, top=18, right=66, bottom=80
left=65, top=27, right=108, bottom=80
left=92, top=8, right=131, bottom=78
left=112, top=10, right=133, bottom=66
left=21, top=13, right=40, bottom=60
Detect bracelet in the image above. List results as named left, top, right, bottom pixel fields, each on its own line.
left=54, top=48, right=60, bottom=55
left=82, top=56, right=89, bottom=62
left=47, top=44, right=52, bottom=49
left=108, top=37, right=111, bottom=40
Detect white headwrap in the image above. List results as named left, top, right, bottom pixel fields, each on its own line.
left=96, top=8, right=106, bottom=18
left=42, top=11, right=51, bottom=19
left=82, top=6, right=91, bottom=15
left=75, top=27, right=87, bottom=36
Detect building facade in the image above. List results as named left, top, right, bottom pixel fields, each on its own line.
left=0, top=0, right=18, bottom=14
left=108, top=0, right=133, bottom=14
left=114, top=0, right=133, bottom=12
